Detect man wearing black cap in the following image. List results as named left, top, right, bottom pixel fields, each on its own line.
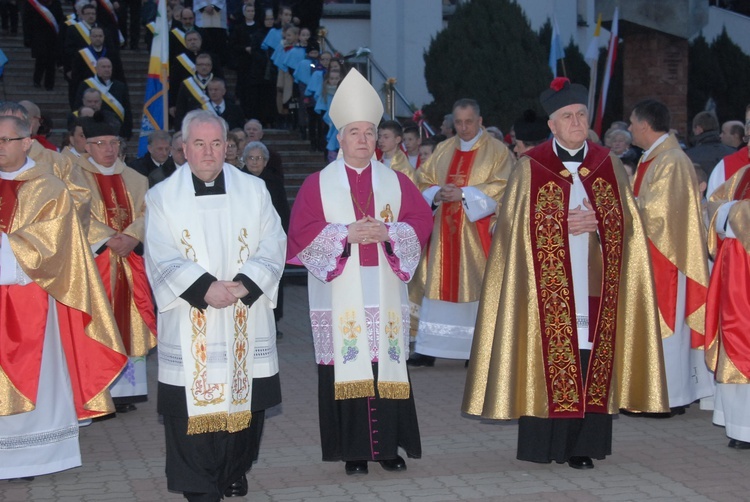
left=75, top=113, right=157, bottom=414
left=512, top=109, right=550, bottom=158
left=463, top=78, right=669, bottom=470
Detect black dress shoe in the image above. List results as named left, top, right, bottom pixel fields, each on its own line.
left=379, top=455, right=407, bottom=472
left=669, top=405, right=686, bottom=416
left=568, top=456, right=594, bottom=469
left=344, top=461, right=368, bottom=475
left=115, top=403, right=137, bottom=413
left=224, top=474, right=248, bottom=497
left=728, top=439, right=750, bottom=449
left=406, top=353, right=435, bottom=367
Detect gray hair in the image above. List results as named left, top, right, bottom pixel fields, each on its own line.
left=0, top=116, right=32, bottom=137
left=604, top=128, right=632, bottom=144
left=148, top=130, right=172, bottom=145
left=452, top=98, right=480, bottom=117
left=0, top=101, right=29, bottom=119
left=181, top=109, right=228, bottom=142
left=242, top=141, right=269, bottom=161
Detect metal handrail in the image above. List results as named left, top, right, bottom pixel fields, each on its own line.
left=319, top=34, right=435, bottom=136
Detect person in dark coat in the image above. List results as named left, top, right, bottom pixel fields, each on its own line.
left=74, top=57, right=133, bottom=139
left=686, top=111, right=735, bottom=176
left=207, top=78, right=244, bottom=130
left=69, top=26, right=126, bottom=107
left=130, top=130, right=175, bottom=177
left=229, top=3, right=264, bottom=119
left=242, top=139, right=289, bottom=335
left=23, top=0, right=65, bottom=90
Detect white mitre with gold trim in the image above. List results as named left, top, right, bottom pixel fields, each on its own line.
left=329, top=68, right=384, bottom=129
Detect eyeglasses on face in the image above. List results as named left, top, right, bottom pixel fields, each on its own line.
left=245, top=155, right=266, bottom=162
left=0, top=137, right=28, bottom=144
left=87, top=140, right=121, bottom=148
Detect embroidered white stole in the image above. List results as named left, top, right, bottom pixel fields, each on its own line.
left=319, top=160, right=410, bottom=400
left=152, top=165, right=254, bottom=434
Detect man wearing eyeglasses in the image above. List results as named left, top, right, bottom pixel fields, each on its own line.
left=75, top=112, right=157, bottom=416
left=0, top=115, right=127, bottom=480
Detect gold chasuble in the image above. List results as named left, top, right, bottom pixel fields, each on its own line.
left=28, top=139, right=92, bottom=233
left=0, top=164, right=127, bottom=419
left=418, top=131, right=511, bottom=303
left=633, top=134, right=709, bottom=346
left=463, top=141, right=668, bottom=420
left=76, top=155, right=157, bottom=357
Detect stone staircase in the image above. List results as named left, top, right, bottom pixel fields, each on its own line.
left=0, top=30, right=323, bottom=204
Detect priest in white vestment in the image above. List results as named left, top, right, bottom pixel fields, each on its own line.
left=145, top=109, right=286, bottom=501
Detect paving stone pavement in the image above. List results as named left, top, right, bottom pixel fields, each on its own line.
left=3, top=283, right=750, bottom=502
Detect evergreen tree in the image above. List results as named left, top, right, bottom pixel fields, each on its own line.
left=710, top=29, right=750, bottom=121
left=422, top=0, right=551, bottom=132
left=688, top=34, right=726, bottom=123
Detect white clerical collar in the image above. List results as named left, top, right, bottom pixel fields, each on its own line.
left=459, top=129, right=482, bottom=152
left=641, top=133, right=669, bottom=160
left=246, top=21, right=255, bottom=26
left=553, top=141, right=588, bottom=174
left=0, top=157, right=35, bottom=180
left=345, top=162, right=370, bottom=174
left=90, top=158, right=117, bottom=175
left=70, top=147, right=81, bottom=157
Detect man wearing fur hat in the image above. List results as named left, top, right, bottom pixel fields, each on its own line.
left=287, top=69, right=433, bottom=475
left=75, top=113, right=157, bottom=414
left=463, top=78, right=669, bottom=469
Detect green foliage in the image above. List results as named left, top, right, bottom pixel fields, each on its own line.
left=422, top=0, right=552, bottom=132
left=688, top=28, right=750, bottom=122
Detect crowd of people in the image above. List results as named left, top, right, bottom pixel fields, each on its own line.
left=17, top=0, right=344, bottom=158
left=2, top=3, right=750, bottom=502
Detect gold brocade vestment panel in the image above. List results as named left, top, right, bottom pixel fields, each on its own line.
left=417, top=131, right=512, bottom=303
left=463, top=142, right=668, bottom=420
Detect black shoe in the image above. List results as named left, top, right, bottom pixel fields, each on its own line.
left=406, top=353, right=435, bottom=367
left=344, top=461, right=368, bottom=475
left=568, top=456, right=594, bottom=469
left=276, top=330, right=284, bottom=339
left=728, top=439, right=750, bottom=449
left=669, top=405, right=686, bottom=416
left=115, top=403, right=137, bottom=413
left=379, top=455, right=407, bottom=472
left=7, top=477, right=35, bottom=482
left=92, top=412, right=116, bottom=422
left=224, top=474, right=248, bottom=497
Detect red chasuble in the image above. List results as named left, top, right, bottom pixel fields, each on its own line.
left=93, top=173, right=156, bottom=353
left=438, top=150, right=492, bottom=302
left=706, top=168, right=750, bottom=379
left=524, top=142, right=625, bottom=418
left=723, top=146, right=749, bottom=181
